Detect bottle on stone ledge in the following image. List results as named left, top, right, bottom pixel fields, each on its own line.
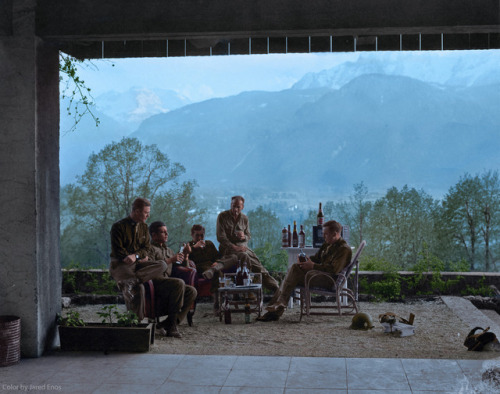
left=281, top=226, right=288, bottom=248
left=292, top=220, right=298, bottom=247
left=317, top=202, right=324, bottom=226
left=298, top=224, right=305, bottom=248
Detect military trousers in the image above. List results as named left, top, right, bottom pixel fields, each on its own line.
left=109, top=259, right=168, bottom=284
left=278, top=263, right=335, bottom=305
left=153, top=278, right=197, bottom=325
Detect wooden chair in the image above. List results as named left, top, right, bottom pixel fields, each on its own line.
left=143, top=280, right=160, bottom=322
left=296, top=240, right=366, bottom=321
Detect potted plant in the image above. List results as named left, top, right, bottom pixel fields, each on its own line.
left=57, top=305, right=154, bottom=352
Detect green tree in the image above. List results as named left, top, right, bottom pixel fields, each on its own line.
left=331, top=182, right=372, bottom=248
left=247, top=206, right=282, bottom=249
left=367, top=185, right=438, bottom=269
left=440, top=171, right=500, bottom=271
left=61, top=137, right=204, bottom=267
left=247, top=206, right=288, bottom=271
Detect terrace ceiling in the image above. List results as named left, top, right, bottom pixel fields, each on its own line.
left=36, top=0, right=500, bottom=59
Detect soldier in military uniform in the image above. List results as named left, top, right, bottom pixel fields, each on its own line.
left=109, top=197, right=168, bottom=309
left=186, top=224, right=220, bottom=278
left=109, top=198, right=191, bottom=338
left=184, top=224, right=222, bottom=289
left=216, top=196, right=280, bottom=300
left=148, top=221, right=197, bottom=336
left=259, top=220, right=352, bottom=321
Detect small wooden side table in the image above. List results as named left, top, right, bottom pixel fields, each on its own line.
left=217, top=274, right=263, bottom=321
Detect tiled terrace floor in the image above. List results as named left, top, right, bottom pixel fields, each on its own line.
left=1, top=353, right=499, bottom=393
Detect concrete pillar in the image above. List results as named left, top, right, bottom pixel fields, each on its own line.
left=0, top=0, right=61, bottom=357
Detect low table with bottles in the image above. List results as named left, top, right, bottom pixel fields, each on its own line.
left=218, top=273, right=263, bottom=321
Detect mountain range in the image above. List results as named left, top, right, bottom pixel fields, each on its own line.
left=60, top=51, right=500, bottom=199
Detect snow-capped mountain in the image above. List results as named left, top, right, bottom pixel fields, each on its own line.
left=95, top=87, right=191, bottom=128
left=292, top=51, right=500, bottom=90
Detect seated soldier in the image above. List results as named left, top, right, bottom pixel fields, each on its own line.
left=185, top=224, right=247, bottom=282
left=186, top=224, right=221, bottom=287
left=258, top=220, right=352, bottom=322
left=148, top=221, right=197, bottom=332
left=109, top=198, right=191, bottom=338
left=217, top=195, right=280, bottom=301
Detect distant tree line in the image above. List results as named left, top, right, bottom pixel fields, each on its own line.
left=61, top=137, right=499, bottom=273
left=302, top=176, right=499, bottom=272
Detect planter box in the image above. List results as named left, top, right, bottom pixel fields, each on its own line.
left=58, top=323, right=154, bottom=352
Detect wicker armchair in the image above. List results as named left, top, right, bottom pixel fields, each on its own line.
left=296, top=240, right=366, bottom=321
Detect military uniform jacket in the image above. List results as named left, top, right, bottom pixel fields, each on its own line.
left=148, top=241, right=175, bottom=276
left=187, top=240, right=220, bottom=265
left=110, top=216, right=150, bottom=261
left=310, top=238, right=352, bottom=275
left=216, top=209, right=251, bottom=256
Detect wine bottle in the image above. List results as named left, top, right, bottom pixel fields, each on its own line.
left=287, top=224, right=291, bottom=247
left=298, top=224, right=305, bottom=248
left=242, top=261, right=249, bottom=285
left=236, top=260, right=244, bottom=286
left=292, top=220, right=298, bottom=247
left=281, top=226, right=288, bottom=248
left=317, top=202, right=324, bottom=226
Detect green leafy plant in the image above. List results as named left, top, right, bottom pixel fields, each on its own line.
left=65, top=261, right=85, bottom=270
left=62, top=271, right=79, bottom=294
left=360, top=271, right=402, bottom=301
left=97, top=305, right=139, bottom=326
left=84, top=273, right=118, bottom=295
left=359, top=255, right=401, bottom=272
left=461, top=276, right=495, bottom=297
left=116, top=310, right=140, bottom=327
left=358, top=255, right=403, bottom=301
left=57, top=310, right=85, bottom=327
left=254, top=242, right=288, bottom=272
left=59, top=53, right=100, bottom=132
left=406, top=244, right=465, bottom=295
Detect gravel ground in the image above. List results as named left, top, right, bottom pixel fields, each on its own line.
left=63, top=297, right=500, bottom=360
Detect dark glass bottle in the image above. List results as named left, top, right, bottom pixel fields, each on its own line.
left=236, top=260, right=244, bottom=286
left=317, top=202, right=324, bottom=226
left=281, top=227, right=288, bottom=248
left=287, top=224, right=291, bottom=247
left=292, top=220, right=298, bottom=247
left=224, top=295, right=231, bottom=324
left=242, top=261, right=249, bottom=285
left=298, top=225, right=305, bottom=248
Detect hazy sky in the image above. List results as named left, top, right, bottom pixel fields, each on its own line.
left=74, top=52, right=360, bottom=102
